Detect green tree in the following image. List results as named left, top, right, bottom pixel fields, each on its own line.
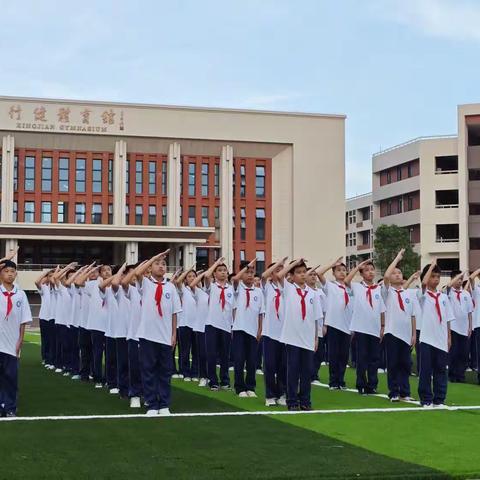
left=373, top=224, right=420, bottom=278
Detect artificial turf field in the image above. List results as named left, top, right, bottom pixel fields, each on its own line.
left=2, top=334, right=480, bottom=479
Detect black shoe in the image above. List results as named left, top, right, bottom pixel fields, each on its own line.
left=366, top=388, right=378, bottom=395
left=300, top=405, right=312, bottom=411
left=6, top=412, right=16, bottom=418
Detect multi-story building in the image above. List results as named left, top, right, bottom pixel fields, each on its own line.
left=345, top=192, right=373, bottom=269
left=0, top=96, right=346, bottom=291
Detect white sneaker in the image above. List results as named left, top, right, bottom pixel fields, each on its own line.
left=172, top=374, right=180, bottom=379
left=63, top=372, right=70, bottom=377
left=256, top=369, right=263, bottom=375
left=265, top=398, right=276, bottom=406
left=433, top=403, right=447, bottom=409
left=71, top=375, right=81, bottom=380
left=89, top=375, right=94, bottom=380
left=55, top=368, right=63, bottom=373
left=466, top=367, right=473, bottom=372
left=146, top=409, right=158, bottom=416
left=276, top=396, right=287, bottom=406
left=109, top=388, right=120, bottom=394
left=377, top=368, right=384, bottom=373
left=246, top=390, right=257, bottom=398
left=229, top=366, right=234, bottom=371
left=44, top=364, right=50, bottom=369
left=130, top=397, right=141, bottom=408
left=390, top=396, right=400, bottom=402
left=198, top=378, right=207, bottom=387
left=238, top=391, right=249, bottom=398
left=178, top=374, right=184, bottom=379
left=94, top=383, right=103, bottom=389
left=184, top=377, right=192, bottom=382
left=48, top=365, right=55, bottom=370
left=422, top=403, right=433, bottom=409
left=159, top=408, right=171, bottom=416
left=192, top=377, right=199, bottom=382
left=311, top=380, right=321, bottom=386
left=400, top=396, right=416, bottom=402
left=321, top=361, right=327, bottom=366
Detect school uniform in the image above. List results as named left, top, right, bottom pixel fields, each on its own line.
left=382, top=286, right=419, bottom=398
left=177, top=285, right=197, bottom=379
left=54, top=284, right=72, bottom=372
left=103, top=287, right=119, bottom=391
left=470, top=285, right=480, bottom=382
left=0, top=285, right=32, bottom=416
left=280, top=281, right=322, bottom=409
left=192, top=287, right=208, bottom=381
left=205, top=282, right=235, bottom=388
left=78, top=281, right=93, bottom=381
left=448, top=288, right=473, bottom=382
left=349, top=282, right=386, bottom=393
left=418, top=289, right=455, bottom=405
left=111, top=287, right=129, bottom=397
left=85, top=278, right=107, bottom=384
left=125, top=284, right=143, bottom=398
left=262, top=281, right=286, bottom=400
left=137, top=277, right=182, bottom=411
left=311, top=288, right=327, bottom=381
left=68, top=285, right=82, bottom=376
left=322, top=281, right=353, bottom=388
left=232, top=283, right=264, bottom=394
left=38, top=283, right=55, bottom=366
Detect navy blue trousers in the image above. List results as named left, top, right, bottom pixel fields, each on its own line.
left=128, top=340, right=143, bottom=397
left=312, top=337, right=325, bottom=381
left=116, top=338, right=129, bottom=397
left=256, top=337, right=264, bottom=370
left=139, top=339, right=172, bottom=410
left=449, top=331, right=468, bottom=382
left=286, top=345, right=313, bottom=408
left=327, top=327, right=350, bottom=388
left=79, top=327, right=93, bottom=380
left=0, top=353, right=18, bottom=415
left=418, top=343, right=448, bottom=405
left=415, top=329, right=421, bottom=375
left=263, top=336, right=286, bottom=399
left=194, top=332, right=207, bottom=379
left=68, top=326, right=80, bottom=375
left=45, top=319, right=56, bottom=366
left=39, top=319, right=47, bottom=362
left=205, top=325, right=231, bottom=388
left=105, top=336, right=118, bottom=389
left=90, top=330, right=105, bottom=384
left=385, top=334, right=411, bottom=398
left=355, top=332, right=380, bottom=392
left=232, top=330, right=258, bottom=394
left=55, top=324, right=69, bottom=370
left=178, top=326, right=194, bottom=378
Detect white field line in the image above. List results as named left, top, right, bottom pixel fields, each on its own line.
left=1, top=405, right=480, bottom=422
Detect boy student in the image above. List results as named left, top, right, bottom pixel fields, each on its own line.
left=203, top=257, right=235, bottom=391
left=261, top=258, right=288, bottom=406
left=0, top=260, right=33, bottom=417
left=135, top=250, right=181, bottom=416
left=382, top=250, right=419, bottom=401
left=231, top=259, right=264, bottom=398
left=278, top=259, right=322, bottom=411
left=469, top=267, right=480, bottom=383
left=316, top=258, right=352, bottom=390
left=345, top=260, right=386, bottom=395
left=418, top=259, right=455, bottom=407
left=447, top=271, right=473, bottom=383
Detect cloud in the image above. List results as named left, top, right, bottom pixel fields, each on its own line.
left=370, top=0, right=480, bottom=42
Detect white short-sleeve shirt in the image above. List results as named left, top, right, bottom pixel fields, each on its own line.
left=192, top=287, right=208, bottom=333
left=38, top=284, right=52, bottom=320
left=126, top=285, right=142, bottom=341
left=205, top=282, right=235, bottom=333
left=312, top=288, right=326, bottom=338
left=54, top=284, right=72, bottom=327
left=232, top=282, right=265, bottom=338
left=262, top=281, right=285, bottom=342
left=349, top=282, right=386, bottom=338
left=180, top=285, right=197, bottom=329
left=322, top=281, right=352, bottom=334
left=70, top=286, right=83, bottom=328
left=419, top=289, right=455, bottom=352
left=280, top=281, right=322, bottom=351
left=0, top=285, right=32, bottom=357
left=107, top=287, right=127, bottom=338
left=382, top=285, right=419, bottom=345
left=86, top=278, right=108, bottom=333
left=448, top=288, right=473, bottom=336
left=136, top=277, right=182, bottom=346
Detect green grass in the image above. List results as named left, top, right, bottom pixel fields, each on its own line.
left=2, top=334, right=480, bottom=479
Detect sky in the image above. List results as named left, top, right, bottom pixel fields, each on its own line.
left=1, top=0, right=479, bottom=197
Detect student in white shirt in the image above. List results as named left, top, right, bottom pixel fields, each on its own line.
left=203, top=257, right=235, bottom=391
left=316, top=258, right=353, bottom=390
left=261, top=258, right=288, bottom=406
left=447, top=271, right=473, bottom=383
left=134, top=250, right=181, bottom=416
left=231, top=260, right=264, bottom=397
left=382, top=250, right=419, bottom=401
left=469, top=267, right=480, bottom=384
left=35, top=268, right=55, bottom=369
left=418, top=260, right=455, bottom=407
left=0, top=260, right=32, bottom=417
left=278, top=259, right=322, bottom=411
left=345, top=260, right=386, bottom=395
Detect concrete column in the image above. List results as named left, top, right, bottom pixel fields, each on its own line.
left=167, top=142, right=181, bottom=227
left=1, top=135, right=15, bottom=223
left=125, top=241, right=138, bottom=264
left=184, top=243, right=196, bottom=269
left=113, top=140, right=127, bottom=226
left=220, top=145, right=234, bottom=269
left=5, top=238, right=18, bottom=262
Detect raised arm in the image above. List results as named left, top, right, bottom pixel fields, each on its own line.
left=315, top=257, right=343, bottom=285
left=344, top=259, right=371, bottom=287
left=64, top=265, right=88, bottom=287
left=261, top=257, right=288, bottom=284
left=421, top=258, right=437, bottom=290
left=0, top=246, right=19, bottom=264
left=173, top=268, right=188, bottom=287
left=121, top=260, right=146, bottom=290
left=383, top=249, right=405, bottom=288
left=134, top=249, right=170, bottom=283
left=203, top=256, right=226, bottom=287
left=232, top=258, right=257, bottom=287
left=448, top=271, right=465, bottom=289
left=52, top=262, right=77, bottom=286
left=403, top=270, right=420, bottom=290
left=277, top=258, right=304, bottom=286
left=110, top=262, right=127, bottom=291
left=34, top=269, right=51, bottom=290
left=189, top=270, right=206, bottom=290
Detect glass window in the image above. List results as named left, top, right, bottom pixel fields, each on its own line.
left=162, top=206, right=167, bottom=225
left=41, top=157, right=52, bottom=192
left=108, top=159, right=113, bottom=193
left=188, top=205, right=196, bottom=226
left=256, top=208, right=265, bottom=240
left=92, top=159, right=102, bottom=193
left=214, top=206, right=220, bottom=240
left=148, top=161, right=156, bottom=195
left=201, top=164, right=209, bottom=196
left=148, top=205, right=156, bottom=225
left=386, top=171, right=392, bottom=184
left=58, top=201, right=68, bottom=223
left=24, top=201, right=35, bottom=223
left=135, top=161, right=143, bottom=194
left=13, top=201, right=17, bottom=222
left=201, top=206, right=209, bottom=227
left=214, top=163, right=220, bottom=196
left=108, top=204, right=113, bottom=224
left=240, top=164, right=246, bottom=197
left=13, top=156, right=18, bottom=192
left=188, top=163, right=196, bottom=196
left=240, top=250, right=246, bottom=262
left=75, top=203, right=86, bottom=224
left=396, top=166, right=402, bottom=181
left=126, top=160, right=130, bottom=194
left=92, top=203, right=102, bottom=224
left=125, top=204, right=130, bottom=224
left=240, top=207, right=246, bottom=240
left=135, top=205, right=143, bottom=225
left=161, top=161, right=167, bottom=195
left=41, top=201, right=51, bottom=223
left=59, top=157, right=69, bottom=192
left=255, top=166, right=265, bottom=197
left=76, top=158, right=86, bottom=193
left=25, top=156, right=35, bottom=191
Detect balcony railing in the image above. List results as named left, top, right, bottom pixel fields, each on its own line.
left=435, top=169, right=458, bottom=175
left=435, top=204, right=459, bottom=209
left=436, top=238, right=459, bottom=243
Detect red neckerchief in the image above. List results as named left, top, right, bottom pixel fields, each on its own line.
left=453, top=288, right=462, bottom=303
left=363, top=282, right=379, bottom=308
left=336, top=282, right=349, bottom=307
left=151, top=279, right=165, bottom=317
left=394, top=288, right=405, bottom=311
left=427, top=291, right=442, bottom=323
left=295, top=286, right=308, bottom=320
left=3, top=290, right=15, bottom=320
left=272, top=283, right=281, bottom=318
left=216, top=283, right=227, bottom=311
left=244, top=284, right=254, bottom=308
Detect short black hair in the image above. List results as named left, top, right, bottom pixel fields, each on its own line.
left=332, top=262, right=347, bottom=273
left=450, top=269, right=462, bottom=279
left=359, top=261, right=375, bottom=273
left=420, top=263, right=441, bottom=281
left=291, top=261, right=307, bottom=274
left=0, top=260, right=17, bottom=271
left=214, top=263, right=228, bottom=271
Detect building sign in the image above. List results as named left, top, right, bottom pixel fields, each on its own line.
left=3, top=102, right=125, bottom=134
